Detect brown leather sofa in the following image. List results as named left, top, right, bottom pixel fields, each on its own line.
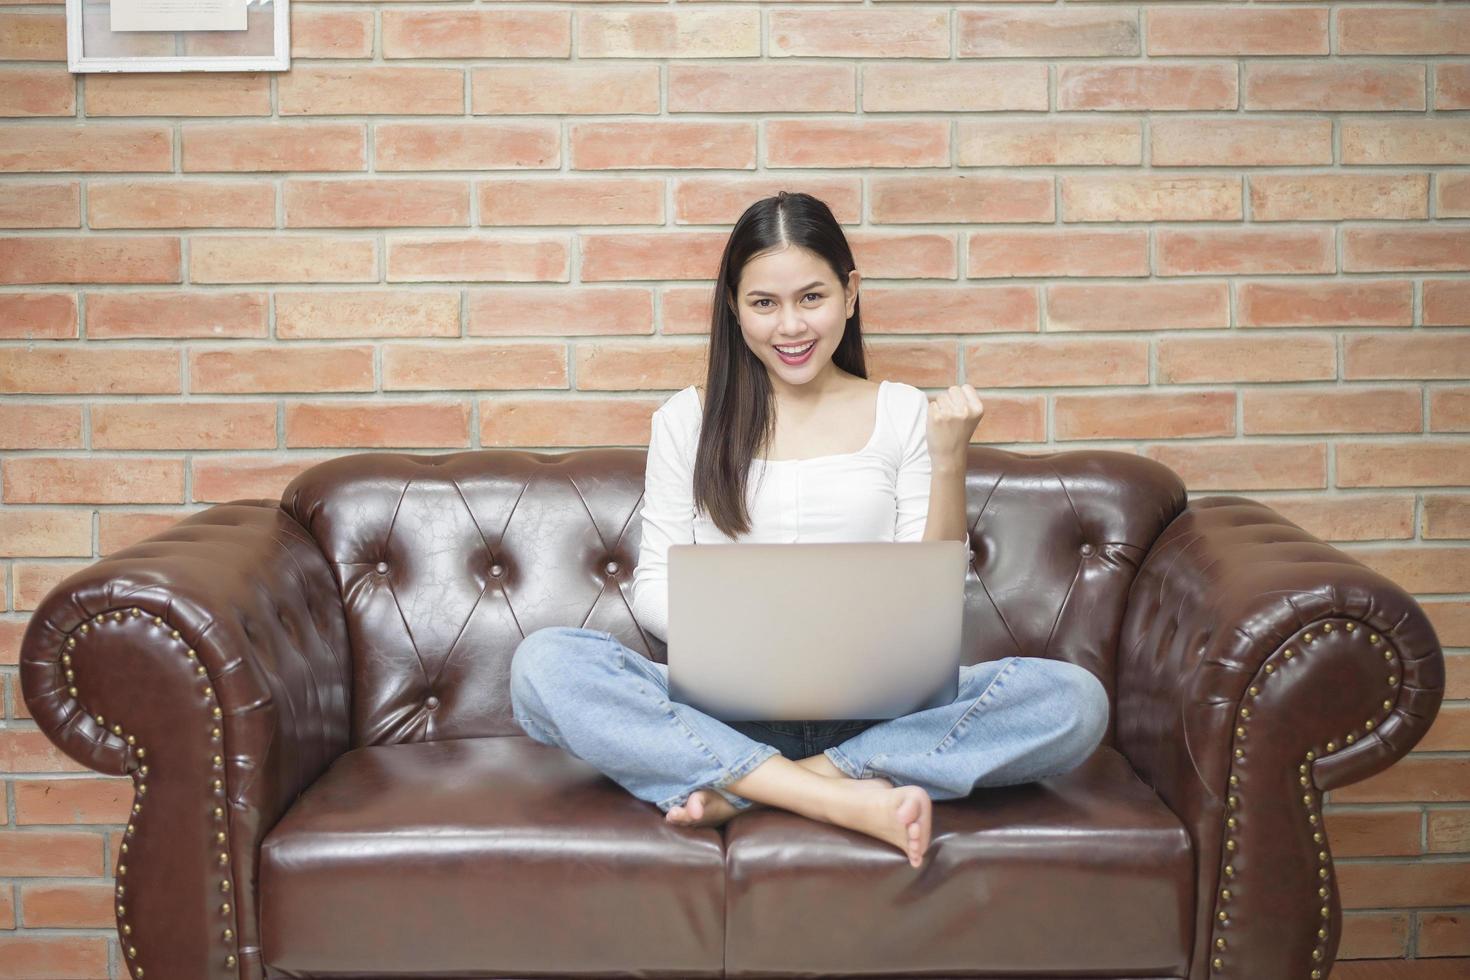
left=20, top=445, right=1445, bottom=980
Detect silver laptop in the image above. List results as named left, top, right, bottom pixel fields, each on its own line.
left=667, top=541, right=968, bottom=723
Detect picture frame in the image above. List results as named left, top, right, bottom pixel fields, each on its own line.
left=66, top=0, right=290, bottom=74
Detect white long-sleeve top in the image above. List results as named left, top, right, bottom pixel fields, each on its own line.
left=630, top=378, right=973, bottom=643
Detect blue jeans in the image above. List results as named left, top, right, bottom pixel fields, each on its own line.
left=509, top=625, right=1111, bottom=814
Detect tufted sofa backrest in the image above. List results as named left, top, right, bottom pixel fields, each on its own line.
left=280, top=447, right=1186, bottom=749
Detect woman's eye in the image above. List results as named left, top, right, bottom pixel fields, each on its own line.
left=755, top=293, right=821, bottom=309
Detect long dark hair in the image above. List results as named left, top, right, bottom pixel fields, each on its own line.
left=692, top=191, right=868, bottom=538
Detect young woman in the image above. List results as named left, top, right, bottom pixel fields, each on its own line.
left=510, top=191, right=1110, bottom=869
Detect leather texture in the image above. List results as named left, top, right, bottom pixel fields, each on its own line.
left=19, top=502, right=351, bottom=979
left=19, top=445, right=1445, bottom=980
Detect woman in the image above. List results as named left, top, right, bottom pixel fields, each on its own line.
left=510, top=191, right=1110, bottom=870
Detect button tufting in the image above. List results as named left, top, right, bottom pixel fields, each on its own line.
left=490, top=564, right=503, bottom=577
left=1080, top=543, right=1094, bottom=556
left=425, top=696, right=440, bottom=710
left=605, top=560, right=619, bottom=576
left=375, top=561, right=388, bottom=574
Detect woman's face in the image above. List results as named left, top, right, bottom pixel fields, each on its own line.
left=728, top=244, right=859, bottom=393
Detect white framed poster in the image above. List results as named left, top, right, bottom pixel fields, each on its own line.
left=66, top=0, right=289, bottom=73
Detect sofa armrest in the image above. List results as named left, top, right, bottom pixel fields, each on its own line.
left=1115, top=495, right=1444, bottom=980
left=19, top=501, right=352, bottom=980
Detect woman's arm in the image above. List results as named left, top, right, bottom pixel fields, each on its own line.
left=920, top=384, right=985, bottom=548
left=920, top=455, right=969, bottom=546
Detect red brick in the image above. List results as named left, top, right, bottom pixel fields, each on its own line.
left=1345, top=333, right=1470, bottom=380
left=189, top=345, right=374, bottom=393
left=375, top=121, right=559, bottom=172
left=671, top=64, right=854, bottom=113
left=0, top=181, right=78, bottom=228
left=276, top=289, right=460, bottom=339
left=581, top=9, right=760, bottom=58
left=285, top=400, right=471, bottom=448
left=182, top=122, right=366, bottom=172
left=572, top=120, right=757, bottom=170
left=1157, top=335, right=1335, bottom=383
left=0, top=124, right=171, bottom=172
left=189, top=234, right=377, bottom=283
left=382, top=343, right=567, bottom=391
left=14, top=778, right=133, bottom=825
left=0, top=237, right=179, bottom=285
left=0, top=935, right=109, bottom=979
left=0, top=509, right=91, bottom=557
left=278, top=66, right=463, bottom=115
left=473, top=65, right=658, bottom=116
left=958, top=10, right=1138, bottom=58
left=0, top=293, right=76, bottom=339
left=386, top=236, right=569, bottom=283
left=870, top=175, right=1053, bottom=224
left=1058, top=64, right=1236, bottom=111
left=91, top=401, right=277, bottom=450
left=476, top=177, right=663, bottom=226
left=84, top=71, right=269, bottom=116
left=1157, top=228, right=1334, bottom=276
left=3, top=457, right=185, bottom=505
left=1054, top=391, right=1235, bottom=440
left=87, top=179, right=274, bottom=228
left=0, top=347, right=180, bottom=394
left=1147, top=7, right=1327, bottom=55
left=1243, top=387, right=1422, bottom=435
left=0, top=403, right=83, bottom=450
left=765, top=120, right=948, bottom=169
left=190, top=455, right=335, bottom=502
left=85, top=291, right=267, bottom=339
left=283, top=178, right=471, bottom=228
left=382, top=9, right=568, bottom=59
left=1047, top=282, right=1228, bottom=332
left=966, top=230, right=1147, bottom=278
left=290, top=8, right=373, bottom=59
left=1143, top=442, right=1327, bottom=491
left=1237, top=280, right=1413, bottom=328
left=967, top=338, right=1146, bottom=388
left=0, top=67, right=75, bottom=117
left=19, top=882, right=115, bottom=928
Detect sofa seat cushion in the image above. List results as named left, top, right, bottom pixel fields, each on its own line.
left=722, top=748, right=1193, bottom=979
left=259, top=736, right=728, bottom=978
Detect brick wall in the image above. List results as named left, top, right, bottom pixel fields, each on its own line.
left=1, top=0, right=1468, bottom=974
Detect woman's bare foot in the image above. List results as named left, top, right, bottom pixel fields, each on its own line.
left=666, top=754, right=846, bottom=827
left=828, top=777, right=933, bottom=868
left=665, top=789, right=740, bottom=828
